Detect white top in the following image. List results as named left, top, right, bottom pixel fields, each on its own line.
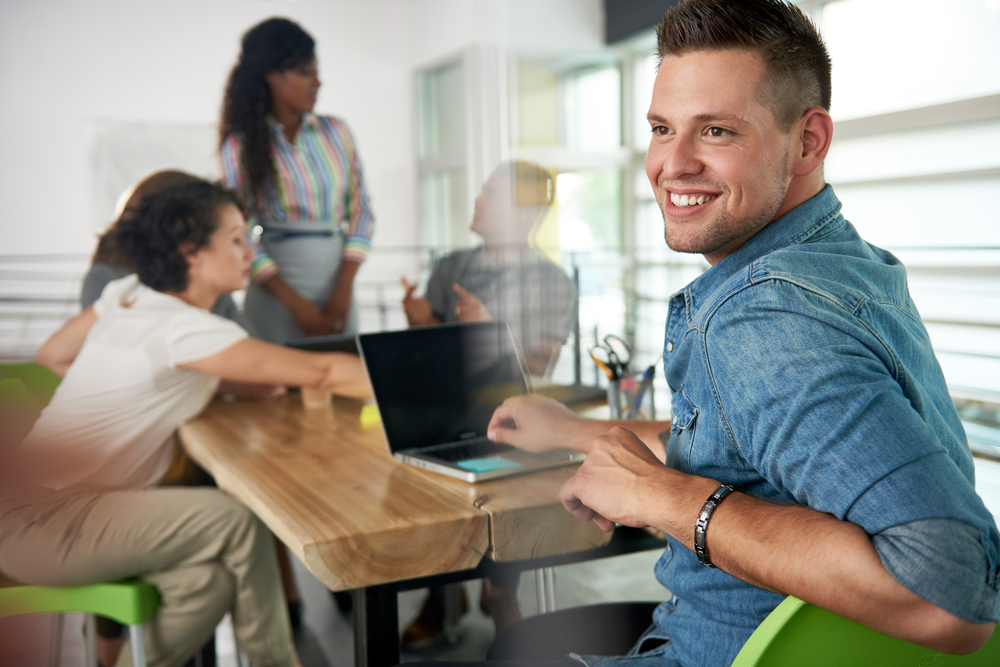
left=21, top=275, right=248, bottom=491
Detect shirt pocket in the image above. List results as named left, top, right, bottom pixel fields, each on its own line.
left=668, top=388, right=699, bottom=472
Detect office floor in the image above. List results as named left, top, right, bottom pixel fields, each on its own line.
left=13, top=455, right=1000, bottom=667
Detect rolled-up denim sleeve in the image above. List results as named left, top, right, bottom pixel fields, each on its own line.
left=874, top=518, right=1000, bottom=624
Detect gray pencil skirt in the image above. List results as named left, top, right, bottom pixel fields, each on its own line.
left=244, top=222, right=359, bottom=344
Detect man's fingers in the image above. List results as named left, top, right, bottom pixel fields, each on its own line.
left=488, top=401, right=515, bottom=431
left=400, top=277, right=417, bottom=299
left=592, top=514, right=616, bottom=532
left=452, top=283, right=472, bottom=299
left=559, top=477, right=588, bottom=515
left=559, top=473, right=616, bottom=531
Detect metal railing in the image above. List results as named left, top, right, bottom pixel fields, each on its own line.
left=3, top=248, right=998, bottom=435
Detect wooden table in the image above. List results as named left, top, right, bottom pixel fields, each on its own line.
left=179, top=394, right=615, bottom=667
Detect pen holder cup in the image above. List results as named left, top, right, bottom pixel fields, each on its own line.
left=613, top=377, right=655, bottom=420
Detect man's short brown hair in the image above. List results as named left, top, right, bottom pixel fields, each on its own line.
left=656, top=0, right=831, bottom=130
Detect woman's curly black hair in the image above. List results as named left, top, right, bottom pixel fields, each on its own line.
left=113, top=180, right=241, bottom=293
left=219, top=17, right=315, bottom=201
left=92, top=170, right=202, bottom=268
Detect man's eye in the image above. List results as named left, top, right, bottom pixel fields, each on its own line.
left=651, top=126, right=669, bottom=136
left=707, top=127, right=732, bottom=137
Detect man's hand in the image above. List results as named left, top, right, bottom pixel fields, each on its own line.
left=453, top=284, right=491, bottom=322
left=401, top=277, right=441, bottom=327
left=558, top=426, right=669, bottom=532
left=487, top=393, right=584, bottom=453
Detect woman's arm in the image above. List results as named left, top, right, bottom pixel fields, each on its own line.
left=177, top=338, right=370, bottom=398
left=36, top=307, right=98, bottom=377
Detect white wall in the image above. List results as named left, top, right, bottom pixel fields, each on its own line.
left=0, top=0, right=603, bottom=276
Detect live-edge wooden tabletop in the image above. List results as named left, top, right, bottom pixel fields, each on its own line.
left=178, top=394, right=610, bottom=592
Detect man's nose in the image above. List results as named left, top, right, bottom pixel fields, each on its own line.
left=659, top=136, right=704, bottom=180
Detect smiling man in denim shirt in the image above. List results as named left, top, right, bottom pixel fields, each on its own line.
left=478, top=1, right=1000, bottom=666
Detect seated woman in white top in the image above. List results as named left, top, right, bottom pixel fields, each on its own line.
left=0, top=180, right=366, bottom=667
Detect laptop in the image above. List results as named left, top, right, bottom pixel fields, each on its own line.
left=285, top=332, right=359, bottom=355
left=357, top=321, right=585, bottom=482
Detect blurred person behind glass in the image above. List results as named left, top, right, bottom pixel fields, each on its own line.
left=398, top=162, right=578, bottom=648
left=402, top=161, right=578, bottom=378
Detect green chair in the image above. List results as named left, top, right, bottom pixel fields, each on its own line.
left=1, top=365, right=160, bottom=666
left=0, top=576, right=160, bottom=667
left=0, top=361, right=61, bottom=407
left=732, top=595, right=1000, bottom=666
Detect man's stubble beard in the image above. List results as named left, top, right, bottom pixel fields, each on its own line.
left=659, top=158, right=790, bottom=258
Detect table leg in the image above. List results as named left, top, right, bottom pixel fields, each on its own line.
left=353, top=584, right=400, bottom=667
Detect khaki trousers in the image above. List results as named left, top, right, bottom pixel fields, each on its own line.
left=0, top=487, right=299, bottom=667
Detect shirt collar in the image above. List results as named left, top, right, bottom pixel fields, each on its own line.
left=679, top=184, right=844, bottom=312
left=267, top=113, right=319, bottom=138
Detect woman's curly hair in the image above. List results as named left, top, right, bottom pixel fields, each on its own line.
left=113, top=180, right=241, bottom=293
left=92, top=170, right=202, bottom=268
left=219, top=17, right=315, bottom=200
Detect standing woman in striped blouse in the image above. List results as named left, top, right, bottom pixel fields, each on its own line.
left=219, top=17, right=375, bottom=343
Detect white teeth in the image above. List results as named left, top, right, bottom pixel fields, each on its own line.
left=670, top=193, right=716, bottom=207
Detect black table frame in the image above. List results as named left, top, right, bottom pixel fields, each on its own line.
left=350, top=527, right=667, bottom=667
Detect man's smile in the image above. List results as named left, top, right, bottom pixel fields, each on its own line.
left=669, top=191, right=719, bottom=207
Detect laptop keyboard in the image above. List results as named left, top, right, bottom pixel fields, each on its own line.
left=429, top=439, right=517, bottom=462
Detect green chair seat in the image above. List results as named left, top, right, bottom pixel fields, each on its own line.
left=732, top=595, right=1000, bottom=666
left=0, top=577, right=160, bottom=667
left=0, top=579, right=160, bottom=625
left=0, top=362, right=61, bottom=407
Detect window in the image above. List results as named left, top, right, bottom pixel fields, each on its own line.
left=416, top=59, right=468, bottom=250
left=410, top=0, right=1000, bottom=432
left=820, top=0, right=1000, bottom=415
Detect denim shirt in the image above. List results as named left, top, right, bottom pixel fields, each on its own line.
left=580, top=186, right=1000, bottom=667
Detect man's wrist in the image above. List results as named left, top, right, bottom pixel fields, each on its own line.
left=644, top=472, right=724, bottom=548
left=694, top=484, right=735, bottom=567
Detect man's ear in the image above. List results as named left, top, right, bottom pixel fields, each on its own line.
left=791, top=107, right=833, bottom=177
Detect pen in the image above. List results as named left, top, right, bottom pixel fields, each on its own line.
left=632, top=353, right=662, bottom=419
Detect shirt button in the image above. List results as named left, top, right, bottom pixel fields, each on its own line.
left=666, top=341, right=674, bottom=352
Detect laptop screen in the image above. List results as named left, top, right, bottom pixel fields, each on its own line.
left=359, top=321, right=528, bottom=452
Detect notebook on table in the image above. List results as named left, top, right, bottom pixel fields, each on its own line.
left=357, top=321, right=585, bottom=482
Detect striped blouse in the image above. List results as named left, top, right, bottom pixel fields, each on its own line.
left=219, top=114, right=375, bottom=284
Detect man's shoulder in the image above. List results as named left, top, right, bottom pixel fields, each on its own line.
left=437, top=246, right=485, bottom=270
left=704, top=228, right=903, bottom=325
left=534, top=259, right=576, bottom=297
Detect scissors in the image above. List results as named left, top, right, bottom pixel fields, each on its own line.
left=588, top=345, right=619, bottom=381
left=601, top=334, right=632, bottom=379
